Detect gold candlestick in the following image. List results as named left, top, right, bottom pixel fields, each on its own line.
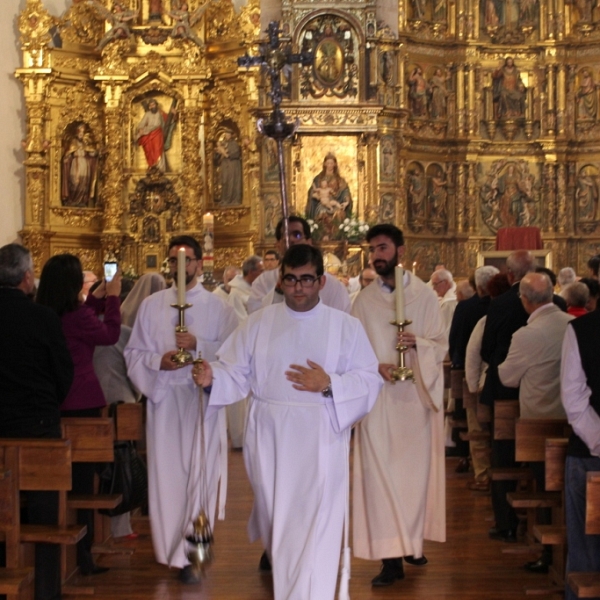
left=390, top=319, right=415, bottom=382
left=171, top=302, right=194, bottom=366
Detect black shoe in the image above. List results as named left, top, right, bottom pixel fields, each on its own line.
left=524, top=557, right=550, bottom=574
left=178, top=565, right=201, bottom=584
left=259, top=551, right=272, bottom=572
left=404, top=555, right=428, bottom=566
left=371, top=558, right=404, bottom=587
left=488, top=527, right=517, bottom=542
left=81, top=565, right=110, bottom=576
left=455, top=457, right=470, bottom=473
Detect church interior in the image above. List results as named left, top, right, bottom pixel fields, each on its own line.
left=2, top=0, right=600, bottom=598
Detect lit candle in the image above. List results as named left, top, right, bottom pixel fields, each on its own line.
left=202, top=212, right=215, bottom=275
left=203, top=212, right=214, bottom=228
left=395, top=264, right=405, bottom=323
left=412, top=261, right=417, bottom=274
left=177, top=247, right=186, bottom=306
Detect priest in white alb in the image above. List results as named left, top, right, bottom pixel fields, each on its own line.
left=124, top=236, right=238, bottom=584
left=352, top=223, right=447, bottom=587
left=193, top=244, right=382, bottom=600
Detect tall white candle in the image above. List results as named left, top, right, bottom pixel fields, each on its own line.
left=177, top=247, right=186, bottom=306
left=395, top=265, right=405, bottom=322
left=412, top=261, right=417, bottom=274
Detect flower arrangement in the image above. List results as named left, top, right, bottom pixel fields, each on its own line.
left=337, top=216, right=369, bottom=243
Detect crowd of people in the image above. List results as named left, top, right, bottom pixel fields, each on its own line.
left=1, top=217, right=599, bottom=600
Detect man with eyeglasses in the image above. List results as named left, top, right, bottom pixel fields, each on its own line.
left=125, top=235, right=238, bottom=584
left=262, top=249, right=280, bottom=270
left=247, top=216, right=351, bottom=314
left=351, top=224, right=447, bottom=587
left=194, top=244, right=382, bottom=599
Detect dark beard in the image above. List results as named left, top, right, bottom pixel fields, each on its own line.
left=372, top=256, right=396, bottom=278
left=174, top=272, right=195, bottom=287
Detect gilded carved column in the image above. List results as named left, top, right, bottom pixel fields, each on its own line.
left=180, top=106, right=203, bottom=232
left=467, top=64, right=477, bottom=136
left=456, top=64, right=465, bottom=137
left=456, top=162, right=466, bottom=233
left=467, top=162, right=477, bottom=233
left=557, top=162, right=567, bottom=234
left=546, top=65, right=556, bottom=135
left=544, top=162, right=557, bottom=232
left=557, top=65, right=567, bottom=137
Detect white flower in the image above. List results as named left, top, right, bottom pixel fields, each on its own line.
left=344, top=225, right=350, bottom=232
left=344, top=218, right=350, bottom=224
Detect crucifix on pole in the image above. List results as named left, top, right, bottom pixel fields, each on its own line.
left=238, top=21, right=313, bottom=250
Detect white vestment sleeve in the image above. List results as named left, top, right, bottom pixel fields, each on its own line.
left=561, top=325, right=600, bottom=456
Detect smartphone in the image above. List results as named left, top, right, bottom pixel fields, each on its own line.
left=104, top=261, right=118, bottom=282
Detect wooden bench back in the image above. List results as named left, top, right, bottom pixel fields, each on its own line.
left=586, top=471, right=600, bottom=535
left=61, top=418, right=114, bottom=463
left=515, top=418, right=570, bottom=462
left=494, top=400, right=520, bottom=440
left=443, top=361, right=451, bottom=390
left=0, top=439, right=72, bottom=492
left=114, top=403, right=144, bottom=441
left=450, top=369, right=464, bottom=399
left=462, top=379, right=478, bottom=410
left=0, top=446, right=21, bottom=568
left=545, top=438, right=568, bottom=491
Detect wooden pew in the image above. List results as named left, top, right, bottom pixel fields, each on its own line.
left=0, top=446, right=34, bottom=600
left=0, top=439, right=86, bottom=588
left=567, top=471, right=600, bottom=598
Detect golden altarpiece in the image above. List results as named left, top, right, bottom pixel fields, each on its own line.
left=15, top=0, right=600, bottom=278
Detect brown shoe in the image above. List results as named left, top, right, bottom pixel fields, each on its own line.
left=455, top=457, right=470, bottom=473
left=468, top=479, right=490, bottom=492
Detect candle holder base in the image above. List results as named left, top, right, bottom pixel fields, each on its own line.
left=390, top=319, right=415, bottom=383
left=171, top=302, right=194, bottom=366
left=172, top=348, right=194, bottom=366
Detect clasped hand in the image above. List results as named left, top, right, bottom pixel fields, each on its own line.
left=285, top=359, right=329, bottom=393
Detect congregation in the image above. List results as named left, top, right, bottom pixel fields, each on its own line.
left=1, top=216, right=600, bottom=600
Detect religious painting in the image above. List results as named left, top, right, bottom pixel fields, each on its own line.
left=379, top=193, right=396, bottom=222
left=380, top=136, right=396, bottom=182
left=492, top=58, right=526, bottom=121
left=576, top=165, right=600, bottom=233
left=411, top=241, right=441, bottom=275
left=576, top=68, right=598, bottom=123
left=296, top=135, right=358, bottom=228
left=214, top=123, right=243, bottom=206
left=61, top=121, right=99, bottom=208
left=407, top=161, right=427, bottom=232
left=263, top=192, right=282, bottom=238
left=132, top=94, right=180, bottom=173
left=479, top=159, right=539, bottom=234
left=262, top=137, right=279, bottom=182
left=427, top=163, right=448, bottom=233
left=480, top=0, right=538, bottom=41
left=298, top=16, right=359, bottom=100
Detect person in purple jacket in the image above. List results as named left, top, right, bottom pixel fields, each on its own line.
left=37, top=253, right=121, bottom=576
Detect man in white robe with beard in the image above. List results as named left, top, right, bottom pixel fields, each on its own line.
left=352, top=223, right=447, bottom=587
left=124, top=235, right=238, bottom=584
left=193, top=244, right=382, bottom=600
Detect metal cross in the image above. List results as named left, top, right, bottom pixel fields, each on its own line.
left=238, top=21, right=313, bottom=248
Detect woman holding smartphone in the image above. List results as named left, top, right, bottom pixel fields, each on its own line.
left=37, top=253, right=121, bottom=575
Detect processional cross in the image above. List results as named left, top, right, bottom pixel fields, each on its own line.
left=238, top=21, right=313, bottom=249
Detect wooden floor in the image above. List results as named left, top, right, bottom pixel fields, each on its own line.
left=70, top=448, right=562, bottom=600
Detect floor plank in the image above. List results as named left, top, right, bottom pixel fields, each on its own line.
left=66, top=449, right=563, bottom=599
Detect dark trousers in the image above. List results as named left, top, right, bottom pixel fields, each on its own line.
left=490, top=437, right=519, bottom=531
left=61, top=407, right=102, bottom=572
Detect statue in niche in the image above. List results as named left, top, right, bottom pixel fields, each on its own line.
left=214, top=128, right=243, bottom=206
left=428, top=67, right=450, bottom=119
left=409, top=67, right=428, bottom=117
left=576, top=167, right=599, bottom=221
left=412, top=0, right=427, bottom=18
left=380, top=137, right=396, bottom=182
left=149, top=0, right=163, bottom=22
left=306, top=153, right=352, bottom=220
left=87, top=1, right=137, bottom=51
left=492, top=57, right=526, bottom=119
left=428, top=166, right=448, bottom=221
left=135, top=97, right=178, bottom=172
left=433, top=0, right=447, bottom=21
left=168, top=1, right=211, bottom=46
left=263, top=194, right=281, bottom=237
left=577, top=69, right=597, bottom=121
left=484, top=0, right=501, bottom=27
left=519, top=0, right=538, bottom=24
left=407, top=164, right=427, bottom=220
left=61, top=122, right=98, bottom=207
left=576, top=0, right=594, bottom=22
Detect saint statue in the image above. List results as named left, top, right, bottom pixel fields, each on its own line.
left=305, top=153, right=352, bottom=222
left=61, top=123, right=98, bottom=207
left=409, top=67, right=428, bottom=117
left=492, top=57, right=526, bottom=119
left=428, top=67, right=449, bottom=119
left=577, top=69, right=597, bottom=121
left=577, top=170, right=599, bottom=221
left=214, top=129, right=243, bottom=206
left=168, top=1, right=211, bottom=46
left=135, top=98, right=178, bottom=172
left=87, top=1, right=137, bottom=51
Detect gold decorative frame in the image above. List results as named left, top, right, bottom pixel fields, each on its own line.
left=476, top=249, right=553, bottom=271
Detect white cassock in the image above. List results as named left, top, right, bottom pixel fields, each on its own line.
left=352, top=273, right=447, bottom=561
left=246, top=268, right=351, bottom=314
left=124, top=283, right=238, bottom=568
left=207, top=301, right=382, bottom=600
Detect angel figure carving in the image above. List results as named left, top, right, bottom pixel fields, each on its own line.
left=168, top=1, right=213, bottom=46
left=87, top=1, right=138, bottom=51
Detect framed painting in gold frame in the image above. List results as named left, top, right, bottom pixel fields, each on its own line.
left=476, top=249, right=553, bottom=272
